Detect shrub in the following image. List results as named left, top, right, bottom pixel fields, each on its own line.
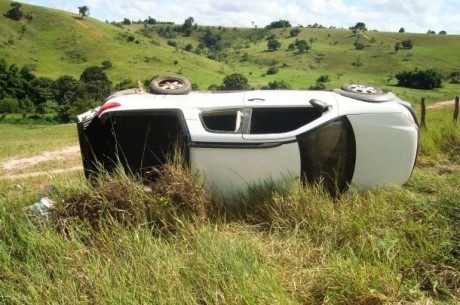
left=167, top=40, right=177, bottom=47
left=184, top=43, right=193, bottom=52
left=267, top=39, right=281, bottom=51
left=396, top=68, right=444, bottom=89
left=261, top=80, right=291, bottom=90
left=0, top=97, right=19, bottom=113
left=309, top=82, right=326, bottom=90
left=355, top=43, right=365, bottom=50
left=401, top=39, right=413, bottom=49
left=316, top=75, right=330, bottom=83
left=54, top=156, right=211, bottom=231
left=220, top=73, right=250, bottom=90
left=266, top=66, right=279, bottom=75
left=290, top=28, right=300, bottom=37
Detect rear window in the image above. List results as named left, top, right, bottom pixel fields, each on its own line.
left=249, top=107, right=322, bottom=134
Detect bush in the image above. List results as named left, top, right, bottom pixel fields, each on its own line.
left=261, top=80, right=291, bottom=90
left=54, top=156, right=211, bottom=230
left=0, top=97, right=19, bottom=113
left=290, top=28, right=300, bottom=37
left=184, top=43, right=193, bottom=52
left=401, top=39, right=413, bottom=49
left=266, top=66, right=279, bottom=75
left=220, top=74, right=250, bottom=90
left=167, top=40, right=177, bottom=47
left=316, top=75, right=330, bottom=83
left=396, top=68, right=444, bottom=89
left=355, top=43, right=364, bottom=50
left=267, top=39, right=281, bottom=51
left=309, top=82, right=326, bottom=90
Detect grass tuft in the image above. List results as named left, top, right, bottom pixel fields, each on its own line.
left=52, top=158, right=211, bottom=233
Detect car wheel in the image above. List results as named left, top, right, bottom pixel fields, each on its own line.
left=341, top=83, right=383, bottom=95
left=149, top=75, right=192, bottom=95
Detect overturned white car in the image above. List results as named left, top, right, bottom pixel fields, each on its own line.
left=77, top=76, right=419, bottom=199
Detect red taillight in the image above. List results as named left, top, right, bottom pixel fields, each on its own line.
left=98, top=101, right=121, bottom=117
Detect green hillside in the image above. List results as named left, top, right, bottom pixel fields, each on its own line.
left=1, top=0, right=459, bottom=103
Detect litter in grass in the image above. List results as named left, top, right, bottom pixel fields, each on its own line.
left=27, top=197, right=54, bottom=221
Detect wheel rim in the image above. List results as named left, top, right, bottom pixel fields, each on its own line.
left=159, top=80, right=184, bottom=90
left=346, top=84, right=379, bottom=94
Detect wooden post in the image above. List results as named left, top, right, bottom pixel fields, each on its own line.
left=420, top=97, right=426, bottom=128
left=454, top=96, right=459, bottom=123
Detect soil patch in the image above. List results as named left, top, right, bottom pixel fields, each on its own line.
left=0, top=145, right=82, bottom=180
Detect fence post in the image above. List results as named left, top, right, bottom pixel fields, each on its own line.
left=420, top=97, right=426, bottom=128
left=454, top=96, right=459, bottom=123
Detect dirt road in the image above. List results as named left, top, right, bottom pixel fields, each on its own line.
left=0, top=145, right=83, bottom=180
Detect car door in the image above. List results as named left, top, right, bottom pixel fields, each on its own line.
left=242, top=91, right=353, bottom=195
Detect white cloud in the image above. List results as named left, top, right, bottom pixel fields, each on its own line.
left=20, top=0, right=460, bottom=34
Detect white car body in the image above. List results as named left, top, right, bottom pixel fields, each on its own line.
left=77, top=85, right=418, bottom=200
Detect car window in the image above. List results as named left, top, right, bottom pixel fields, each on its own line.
left=248, top=107, right=322, bottom=134
left=201, top=110, right=242, bottom=133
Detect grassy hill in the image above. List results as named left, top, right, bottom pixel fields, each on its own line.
left=1, top=0, right=460, bottom=103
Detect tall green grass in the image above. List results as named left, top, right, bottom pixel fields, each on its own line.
left=1, top=126, right=459, bottom=304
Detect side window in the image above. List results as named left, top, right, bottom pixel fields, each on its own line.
left=249, top=107, right=322, bottom=134
left=201, top=110, right=242, bottom=133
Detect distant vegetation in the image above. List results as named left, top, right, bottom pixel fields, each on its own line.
left=0, top=58, right=113, bottom=123
left=396, top=68, right=444, bottom=89
left=1, top=2, right=459, bottom=125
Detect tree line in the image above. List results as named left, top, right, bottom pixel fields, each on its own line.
left=0, top=59, right=117, bottom=123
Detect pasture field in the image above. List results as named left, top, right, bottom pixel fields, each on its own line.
left=1, top=0, right=459, bottom=103
left=0, top=106, right=458, bottom=304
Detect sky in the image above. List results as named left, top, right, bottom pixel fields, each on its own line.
left=19, top=0, right=460, bottom=34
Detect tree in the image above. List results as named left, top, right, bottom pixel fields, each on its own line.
left=5, top=2, right=24, bottom=21
left=267, top=39, right=281, bottom=51
left=220, top=73, right=249, bottom=90
left=79, top=66, right=112, bottom=101
left=439, top=30, right=447, bottom=35
left=395, top=68, right=443, bottom=89
left=182, top=17, right=194, bottom=36
left=29, top=77, right=55, bottom=105
left=122, top=18, right=131, bottom=25
left=290, top=28, right=300, bottom=37
left=145, top=16, right=156, bottom=24
left=295, top=39, right=310, bottom=53
left=399, top=27, right=405, bottom=33
left=350, top=22, right=367, bottom=32
left=54, top=75, right=81, bottom=104
left=427, top=30, right=436, bottom=34
left=0, top=97, right=19, bottom=113
left=201, top=29, right=222, bottom=49
left=265, top=20, right=291, bottom=29
left=401, top=39, right=413, bottom=49
left=78, top=6, right=89, bottom=19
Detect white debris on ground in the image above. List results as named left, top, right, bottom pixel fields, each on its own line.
left=26, top=197, right=55, bottom=221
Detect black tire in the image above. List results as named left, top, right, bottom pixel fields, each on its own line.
left=149, top=75, right=191, bottom=95
left=341, top=83, right=383, bottom=95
